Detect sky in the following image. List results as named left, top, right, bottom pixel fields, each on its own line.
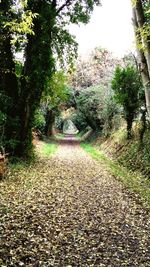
left=69, top=0, right=135, bottom=58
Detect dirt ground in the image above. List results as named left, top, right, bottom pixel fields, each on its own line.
left=0, top=136, right=150, bottom=266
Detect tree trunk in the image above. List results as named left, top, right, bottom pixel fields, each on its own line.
left=0, top=2, right=19, bottom=152
left=14, top=92, right=34, bottom=157
left=126, top=119, right=133, bottom=140
left=132, top=6, right=150, bottom=119
left=139, top=109, right=146, bottom=144
left=44, top=109, right=55, bottom=136
left=14, top=1, right=55, bottom=156
left=134, top=0, right=150, bottom=76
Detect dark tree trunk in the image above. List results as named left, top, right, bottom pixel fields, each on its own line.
left=44, top=109, right=55, bottom=136
left=132, top=7, right=150, bottom=119
left=134, top=0, right=150, bottom=76
left=0, top=1, right=19, bottom=152
left=126, top=114, right=133, bottom=139
left=139, top=109, right=146, bottom=144
left=14, top=1, right=55, bottom=156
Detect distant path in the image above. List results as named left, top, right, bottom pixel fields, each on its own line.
left=0, top=135, right=150, bottom=266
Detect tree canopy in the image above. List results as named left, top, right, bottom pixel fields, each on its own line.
left=0, top=0, right=101, bottom=156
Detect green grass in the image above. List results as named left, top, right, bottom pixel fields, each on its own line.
left=40, top=142, right=58, bottom=157
left=81, top=143, right=150, bottom=207
left=7, top=142, right=58, bottom=173
left=54, top=133, right=65, bottom=139
left=75, top=131, right=83, bottom=140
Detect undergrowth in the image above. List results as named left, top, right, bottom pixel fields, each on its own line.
left=117, top=132, right=150, bottom=178
left=89, top=126, right=150, bottom=178
left=7, top=141, right=58, bottom=175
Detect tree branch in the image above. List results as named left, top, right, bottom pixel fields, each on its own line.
left=56, top=0, right=73, bottom=14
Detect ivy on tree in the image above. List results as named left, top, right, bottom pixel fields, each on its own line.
left=112, top=66, right=142, bottom=139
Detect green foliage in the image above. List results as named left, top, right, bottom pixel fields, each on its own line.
left=71, top=111, right=88, bottom=131
left=75, top=86, right=104, bottom=130
left=55, top=116, right=64, bottom=131
left=118, top=130, right=150, bottom=178
left=44, top=71, right=69, bottom=107
left=15, top=60, right=23, bottom=77
left=35, top=71, right=70, bottom=134
left=33, top=108, right=46, bottom=132
left=53, top=27, right=78, bottom=69
left=52, top=1, right=101, bottom=68
left=101, top=95, right=118, bottom=136
left=112, top=66, right=140, bottom=105
left=63, top=87, right=77, bottom=109
left=0, top=0, right=101, bottom=157
left=1, top=0, right=37, bottom=52
left=133, top=0, right=150, bottom=51
left=73, top=85, right=117, bottom=132
left=5, top=10, right=37, bottom=35
left=112, top=66, right=142, bottom=138
left=136, top=24, right=150, bottom=50
left=0, top=111, right=6, bottom=126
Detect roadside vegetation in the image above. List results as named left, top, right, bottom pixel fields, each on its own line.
left=39, top=142, right=58, bottom=158
left=81, top=142, right=150, bottom=208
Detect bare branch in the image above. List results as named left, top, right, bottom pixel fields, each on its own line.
left=56, top=0, right=73, bottom=14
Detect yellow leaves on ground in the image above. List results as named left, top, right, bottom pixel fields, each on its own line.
left=0, top=138, right=150, bottom=266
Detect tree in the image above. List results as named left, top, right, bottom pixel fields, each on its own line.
left=16, top=0, right=101, bottom=156
left=42, top=71, right=69, bottom=136
left=131, top=0, right=150, bottom=118
left=71, top=85, right=117, bottom=132
left=112, top=66, right=142, bottom=139
left=76, top=87, right=103, bottom=130
left=67, top=47, right=120, bottom=133
left=0, top=0, right=20, bottom=151
left=69, top=47, right=120, bottom=90
left=1, top=0, right=101, bottom=157
left=0, top=0, right=38, bottom=153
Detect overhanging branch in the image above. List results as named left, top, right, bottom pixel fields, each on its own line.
left=56, top=0, right=73, bottom=14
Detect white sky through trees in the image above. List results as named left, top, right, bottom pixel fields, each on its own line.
left=69, top=0, right=135, bottom=58
left=16, top=0, right=135, bottom=61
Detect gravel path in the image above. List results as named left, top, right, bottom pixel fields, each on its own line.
left=0, top=137, right=150, bottom=266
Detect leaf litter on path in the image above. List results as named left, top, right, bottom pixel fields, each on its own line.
left=0, top=139, right=150, bottom=266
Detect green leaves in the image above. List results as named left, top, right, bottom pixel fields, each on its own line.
left=0, top=0, right=101, bottom=156
left=133, top=0, right=150, bottom=52
left=112, top=65, right=142, bottom=138
left=53, top=27, right=78, bottom=69
left=44, top=71, right=69, bottom=106
left=112, top=66, right=142, bottom=107
left=4, top=11, right=37, bottom=35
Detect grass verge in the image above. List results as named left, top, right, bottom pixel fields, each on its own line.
left=6, top=141, right=58, bottom=175
left=40, top=142, right=58, bottom=157
left=81, top=142, right=150, bottom=208
left=54, top=133, right=65, bottom=139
